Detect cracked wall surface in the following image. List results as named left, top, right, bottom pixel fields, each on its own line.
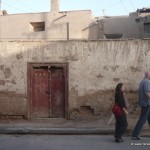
left=0, top=40, right=150, bottom=118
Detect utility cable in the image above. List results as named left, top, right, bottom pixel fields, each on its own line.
left=15, top=0, right=38, bottom=12
left=103, top=0, right=121, bottom=9
left=120, top=0, right=129, bottom=14
left=129, top=0, right=136, bottom=9
left=2, top=1, right=28, bottom=13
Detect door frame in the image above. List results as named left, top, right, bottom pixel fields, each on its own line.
left=27, top=62, right=68, bottom=119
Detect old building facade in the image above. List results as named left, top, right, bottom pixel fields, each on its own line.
left=0, top=0, right=150, bottom=125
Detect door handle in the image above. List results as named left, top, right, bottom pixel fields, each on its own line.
left=46, top=91, right=50, bottom=95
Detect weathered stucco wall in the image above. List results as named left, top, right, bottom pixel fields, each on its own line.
left=0, top=10, right=93, bottom=41
left=0, top=40, right=150, bottom=118
left=102, top=16, right=140, bottom=38
left=100, top=12, right=150, bottom=39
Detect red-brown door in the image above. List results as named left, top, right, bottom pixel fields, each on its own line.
left=51, top=68, right=65, bottom=118
left=32, top=69, right=50, bottom=118
left=31, top=66, right=65, bottom=118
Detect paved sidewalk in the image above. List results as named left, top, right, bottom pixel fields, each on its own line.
left=0, top=119, right=114, bottom=134
left=0, top=118, right=149, bottom=136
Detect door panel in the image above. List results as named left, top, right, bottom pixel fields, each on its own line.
left=32, top=69, right=50, bottom=118
left=51, top=68, right=65, bottom=118
left=30, top=65, right=66, bottom=118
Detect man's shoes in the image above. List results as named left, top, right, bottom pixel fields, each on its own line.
left=115, top=138, right=124, bottom=143
left=132, top=136, right=142, bottom=140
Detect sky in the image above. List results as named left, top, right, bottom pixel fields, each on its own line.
left=0, top=0, right=150, bottom=17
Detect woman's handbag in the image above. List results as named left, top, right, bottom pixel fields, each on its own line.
left=112, top=104, right=123, bottom=116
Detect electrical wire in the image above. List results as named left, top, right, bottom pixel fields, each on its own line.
left=15, top=0, right=50, bottom=12
left=103, top=0, right=121, bottom=9
left=129, top=0, right=135, bottom=9
left=99, top=0, right=121, bottom=16
left=2, top=1, right=28, bottom=13
left=1, top=0, right=50, bottom=14
left=95, top=0, right=100, bottom=10
left=120, top=0, right=129, bottom=14
left=15, top=0, right=38, bottom=12
left=96, top=0, right=107, bottom=16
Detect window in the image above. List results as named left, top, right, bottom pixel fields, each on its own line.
left=30, top=22, right=45, bottom=32
left=104, top=33, right=123, bottom=39
left=144, top=23, right=150, bottom=33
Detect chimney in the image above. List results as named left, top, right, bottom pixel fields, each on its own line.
left=0, top=0, right=1, bottom=11
left=51, top=0, right=60, bottom=12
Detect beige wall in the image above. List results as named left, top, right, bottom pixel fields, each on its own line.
left=0, top=40, right=150, bottom=118
left=0, top=10, right=93, bottom=41
left=99, top=12, right=150, bottom=39
left=102, top=16, right=140, bottom=38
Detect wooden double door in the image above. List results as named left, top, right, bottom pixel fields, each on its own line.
left=28, top=63, right=68, bottom=118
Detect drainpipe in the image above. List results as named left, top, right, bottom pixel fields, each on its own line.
left=67, top=22, right=69, bottom=40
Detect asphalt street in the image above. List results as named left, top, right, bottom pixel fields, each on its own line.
left=0, top=134, right=149, bottom=150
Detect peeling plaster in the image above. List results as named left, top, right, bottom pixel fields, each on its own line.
left=0, top=80, right=5, bottom=86
left=4, top=68, right=12, bottom=78
left=16, top=53, right=23, bottom=60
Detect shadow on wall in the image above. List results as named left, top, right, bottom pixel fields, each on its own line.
left=87, top=21, right=100, bottom=40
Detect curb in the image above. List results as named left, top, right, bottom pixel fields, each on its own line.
left=0, top=127, right=114, bottom=135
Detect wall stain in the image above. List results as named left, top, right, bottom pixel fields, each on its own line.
left=103, top=66, right=109, bottom=71
left=0, top=80, right=5, bottom=86
left=11, top=79, right=16, bottom=84
left=0, top=66, right=12, bottom=79
left=16, top=53, right=23, bottom=60
left=97, top=74, right=103, bottom=78
left=70, top=88, right=139, bottom=120
left=0, top=65, right=4, bottom=71
left=130, top=66, right=140, bottom=72
left=111, top=66, right=119, bottom=72
left=4, top=68, right=12, bottom=78
left=0, top=91, right=27, bottom=118
left=70, top=89, right=114, bottom=118
left=113, top=78, right=120, bottom=82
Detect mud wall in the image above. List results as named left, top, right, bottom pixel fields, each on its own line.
left=0, top=40, right=150, bottom=118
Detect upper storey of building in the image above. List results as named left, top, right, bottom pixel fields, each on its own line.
left=0, top=0, right=149, bottom=41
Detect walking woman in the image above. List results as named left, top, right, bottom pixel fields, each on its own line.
left=114, top=83, right=128, bottom=142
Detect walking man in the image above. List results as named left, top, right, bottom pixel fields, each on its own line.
left=132, top=72, right=150, bottom=140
